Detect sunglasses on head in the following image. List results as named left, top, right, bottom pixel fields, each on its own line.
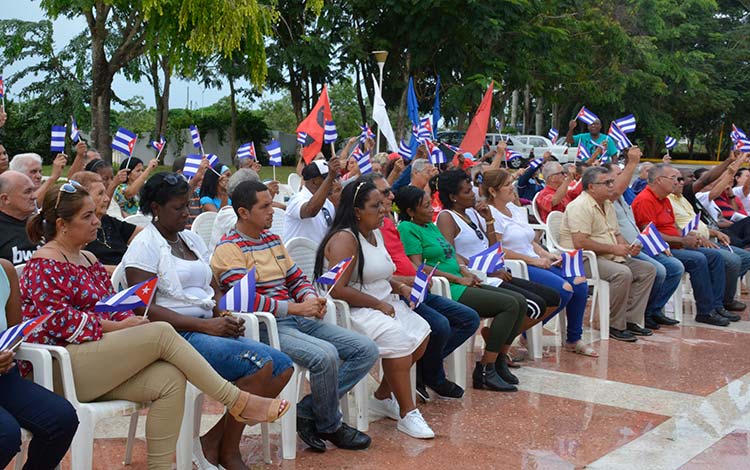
left=163, top=173, right=182, bottom=185
left=55, top=180, right=83, bottom=210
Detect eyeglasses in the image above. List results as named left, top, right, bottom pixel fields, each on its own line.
left=381, top=188, right=392, bottom=197
left=591, top=179, right=615, bottom=187
left=658, top=175, right=680, bottom=182
left=677, top=177, right=685, bottom=183
left=55, top=180, right=82, bottom=210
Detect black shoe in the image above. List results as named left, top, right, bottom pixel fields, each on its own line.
left=695, top=311, right=730, bottom=326
left=626, top=322, right=653, bottom=336
left=716, top=307, right=741, bottom=322
left=609, top=327, right=637, bottom=342
left=415, top=382, right=430, bottom=403
left=644, top=318, right=661, bottom=330
left=427, top=380, right=464, bottom=399
left=494, top=356, right=520, bottom=385
left=723, top=300, right=747, bottom=312
left=472, top=362, right=517, bottom=392
left=653, top=314, right=680, bottom=326
left=318, top=422, right=371, bottom=451
left=297, top=416, right=326, bottom=452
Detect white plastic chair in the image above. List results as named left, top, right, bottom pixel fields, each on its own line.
left=123, top=213, right=152, bottom=227
left=545, top=211, right=610, bottom=341
left=287, top=173, right=302, bottom=193
left=531, top=192, right=544, bottom=224
left=14, top=263, right=25, bottom=280
left=110, top=263, right=127, bottom=291
left=505, top=259, right=544, bottom=359
left=274, top=184, right=296, bottom=204
left=430, top=276, right=471, bottom=389
left=269, top=207, right=286, bottom=240
left=284, top=237, right=318, bottom=280
left=190, top=211, right=217, bottom=247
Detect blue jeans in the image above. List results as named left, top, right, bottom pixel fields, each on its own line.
left=180, top=331, right=293, bottom=382
left=530, top=265, right=589, bottom=343
left=413, top=293, right=480, bottom=387
left=671, top=248, right=725, bottom=315
left=717, top=246, right=750, bottom=304
left=634, top=253, right=684, bottom=319
left=0, top=367, right=79, bottom=469
left=264, top=316, right=379, bottom=434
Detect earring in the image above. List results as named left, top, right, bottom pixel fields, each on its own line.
left=153, top=215, right=159, bottom=222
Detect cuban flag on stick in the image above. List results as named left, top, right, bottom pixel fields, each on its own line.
left=95, top=277, right=158, bottom=314
left=237, top=142, right=256, bottom=160
left=317, top=257, right=354, bottom=297
left=576, top=106, right=599, bottom=125
left=548, top=128, right=559, bottom=142
left=425, top=140, right=446, bottom=165
left=608, top=123, right=632, bottom=151
left=613, top=114, right=636, bottom=134
left=50, top=125, right=66, bottom=152
left=505, top=149, right=524, bottom=164
left=731, top=124, right=747, bottom=144
left=416, top=117, right=433, bottom=143
left=324, top=121, right=338, bottom=144
left=219, top=268, right=256, bottom=312
left=398, top=139, right=413, bottom=160
left=561, top=249, right=585, bottom=278
left=112, top=127, right=137, bottom=157
left=577, top=144, right=592, bottom=162
left=354, top=149, right=373, bottom=175
left=0, top=314, right=52, bottom=352
left=636, top=222, right=669, bottom=256
left=266, top=140, right=282, bottom=166
left=681, top=212, right=701, bottom=237
left=189, top=124, right=202, bottom=149
left=182, top=154, right=219, bottom=179
left=0, top=74, right=4, bottom=109
left=297, top=131, right=308, bottom=146
left=468, top=242, right=505, bottom=274
left=409, top=263, right=438, bottom=308
left=70, top=116, right=80, bottom=143
left=664, top=136, right=677, bottom=150
left=494, top=117, right=502, bottom=132
left=528, top=157, right=544, bottom=171
left=736, top=139, right=750, bottom=152
left=150, top=135, right=166, bottom=160
left=359, top=123, right=375, bottom=143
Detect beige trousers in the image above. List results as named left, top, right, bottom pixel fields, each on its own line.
left=591, top=257, right=657, bottom=330
left=64, top=321, right=241, bottom=470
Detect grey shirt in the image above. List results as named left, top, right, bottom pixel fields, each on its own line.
left=613, top=196, right=640, bottom=244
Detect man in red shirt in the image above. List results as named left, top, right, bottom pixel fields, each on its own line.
left=632, top=164, right=735, bottom=326
left=535, top=162, right=582, bottom=222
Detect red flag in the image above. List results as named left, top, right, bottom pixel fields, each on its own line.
left=456, top=81, right=494, bottom=165
left=296, top=85, right=333, bottom=164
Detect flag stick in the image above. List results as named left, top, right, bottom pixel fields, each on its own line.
left=322, top=262, right=353, bottom=298
left=142, top=286, right=157, bottom=320
left=155, top=145, right=164, bottom=163
left=272, top=165, right=276, bottom=181
left=330, top=142, right=336, bottom=160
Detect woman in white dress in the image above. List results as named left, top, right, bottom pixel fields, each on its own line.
left=315, top=178, right=434, bottom=439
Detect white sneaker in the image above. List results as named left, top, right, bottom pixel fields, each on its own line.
left=369, top=395, right=400, bottom=420
left=192, top=437, right=218, bottom=470
left=397, top=409, right=435, bottom=439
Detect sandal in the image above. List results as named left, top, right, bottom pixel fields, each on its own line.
left=564, top=340, right=599, bottom=357
left=229, top=392, right=290, bottom=424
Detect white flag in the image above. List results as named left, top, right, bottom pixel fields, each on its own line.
left=371, top=75, right=399, bottom=152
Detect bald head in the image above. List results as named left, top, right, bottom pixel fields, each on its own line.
left=0, top=171, right=37, bottom=219
left=0, top=170, right=32, bottom=194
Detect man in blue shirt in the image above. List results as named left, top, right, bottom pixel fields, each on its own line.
left=565, top=118, right=619, bottom=162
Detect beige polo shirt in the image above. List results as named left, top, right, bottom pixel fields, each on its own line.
left=559, top=191, right=624, bottom=262
left=668, top=194, right=710, bottom=238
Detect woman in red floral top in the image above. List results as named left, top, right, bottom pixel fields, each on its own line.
left=20, top=181, right=289, bottom=470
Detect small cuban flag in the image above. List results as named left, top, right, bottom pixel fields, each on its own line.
left=425, top=140, right=446, bottom=165
left=664, top=136, right=677, bottom=150
left=494, top=117, right=502, bottom=132
left=183, top=154, right=218, bottom=178
left=681, top=212, right=701, bottom=237
left=112, top=127, right=137, bottom=157
left=561, top=249, right=585, bottom=278
left=468, top=242, right=504, bottom=274
left=528, top=157, right=544, bottom=171
left=576, top=106, right=599, bottom=125
left=736, top=139, right=750, bottom=152
left=0, top=75, right=4, bottom=99
left=613, top=114, right=636, bottom=134
left=297, top=131, right=308, bottom=146
left=354, top=148, right=372, bottom=174
left=219, top=268, right=256, bottom=312
left=95, top=277, right=158, bottom=313
left=577, top=144, right=592, bottom=162
left=149, top=135, right=166, bottom=153
left=608, top=123, right=632, bottom=151
left=70, top=116, right=80, bottom=143
left=505, top=149, right=524, bottom=163
left=50, top=125, right=66, bottom=152
left=441, top=142, right=463, bottom=155
left=189, top=124, right=202, bottom=148
left=266, top=140, right=283, bottom=166
left=409, top=263, right=438, bottom=308
left=416, top=117, right=433, bottom=143
left=317, top=257, right=353, bottom=285
left=359, top=123, right=375, bottom=143
left=0, top=314, right=52, bottom=352
left=324, top=120, right=338, bottom=144
left=398, top=139, right=412, bottom=160
left=548, top=128, right=559, bottom=142
left=730, top=124, right=747, bottom=143
left=637, top=222, right=669, bottom=257
left=237, top=142, right=256, bottom=160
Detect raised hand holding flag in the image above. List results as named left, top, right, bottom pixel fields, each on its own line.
left=359, top=123, right=375, bottom=143
left=398, top=139, right=413, bottom=160
left=219, top=268, right=256, bottom=312
left=70, top=116, right=80, bottom=143
left=613, top=114, right=637, bottom=134
left=576, top=106, right=599, bottom=125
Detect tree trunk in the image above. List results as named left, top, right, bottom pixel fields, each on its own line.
left=288, top=63, right=303, bottom=123
left=150, top=54, right=171, bottom=162
left=90, top=22, right=113, bottom=161
left=229, top=77, right=238, bottom=158
left=510, top=90, right=519, bottom=129
left=535, top=96, right=544, bottom=136
left=551, top=102, right=559, bottom=132
left=522, top=85, right=531, bottom=134
left=396, top=53, right=411, bottom=139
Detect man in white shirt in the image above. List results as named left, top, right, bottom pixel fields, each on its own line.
left=284, top=158, right=341, bottom=243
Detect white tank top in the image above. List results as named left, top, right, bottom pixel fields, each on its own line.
left=440, top=208, right=489, bottom=259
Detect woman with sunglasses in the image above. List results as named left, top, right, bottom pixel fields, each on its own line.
left=482, top=169, right=596, bottom=357
left=20, top=181, right=290, bottom=470
left=113, top=157, right=159, bottom=217
left=122, top=173, right=293, bottom=469
left=435, top=169, right=561, bottom=365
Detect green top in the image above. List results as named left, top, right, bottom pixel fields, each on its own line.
left=573, top=132, right=618, bottom=159
left=397, top=220, right=467, bottom=300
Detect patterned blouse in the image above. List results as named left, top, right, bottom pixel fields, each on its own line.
left=113, top=183, right=140, bottom=216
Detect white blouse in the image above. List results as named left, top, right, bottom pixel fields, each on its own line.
left=490, top=203, right=538, bottom=259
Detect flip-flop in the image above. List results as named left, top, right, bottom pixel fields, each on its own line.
left=564, top=341, right=599, bottom=357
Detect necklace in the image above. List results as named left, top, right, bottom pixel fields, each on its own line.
left=97, top=227, right=111, bottom=249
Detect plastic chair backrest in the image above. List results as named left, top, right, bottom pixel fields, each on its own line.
left=270, top=207, right=286, bottom=239
left=190, top=211, right=218, bottom=247
left=123, top=214, right=152, bottom=227
left=285, top=237, right=318, bottom=281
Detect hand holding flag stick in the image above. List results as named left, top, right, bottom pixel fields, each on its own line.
left=316, top=257, right=354, bottom=298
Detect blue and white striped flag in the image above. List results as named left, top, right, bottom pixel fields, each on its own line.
left=576, top=106, right=599, bottom=125
left=70, top=117, right=80, bottom=143
left=219, top=268, right=256, bottom=312
left=359, top=123, right=375, bottom=143
left=561, top=249, right=585, bottom=278
left=528, top=158, right=544, bottom=171
left=317, top=257, right=353, bottom=285
left=548, top=128, right=559, bottom=142
left=664, top=136, right=677, bottom=150
left=266, top=140, right=282, bottom=166
left=50, top=125, right=66, bottom=152
left=324, top=120, right=338, bottom=144
left=681, top=212, right=701, bottom=237
left=0, top=315, right=52, bottom=352
left=297, top=131, right=308, bottom=146
left=183, top=154, right=218, bottom=178
left=409, top=263, right=437, bottom=308
left=112, top=127, right=137, bottom=157
left=468, top=242, right=504, bottom=274
left=416, top=117, right=433, bottom=143
left=149, top=135, right=166, bottom=153
left=494, top=117, right=502, bottom=132
left=736, top=139, right=750, bottom=152
left=398, top=139, right=412, bottom=160
left=189, top=124, right=202, bottom=148
left=237, top=142, right=256, bottom=159
left=608, top=123, right=632, bottom=151
left=425, top=140, right=445, bottom=165
left=731, top=124, right=747, bottom=143
left=577, top=144, right=592, bottom=162
left=95, top=277, right=158, bottom=313
left=613, top=114, right=636, bottom=134
left=353, top=148, right=372, bottom=174
left=637, top=223, right=669, bottom=256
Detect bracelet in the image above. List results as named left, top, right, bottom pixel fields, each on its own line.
left=486, top=218, right=495, bottom=225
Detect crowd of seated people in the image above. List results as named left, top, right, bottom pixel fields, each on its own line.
left=5, top=112, right=750, bottom=468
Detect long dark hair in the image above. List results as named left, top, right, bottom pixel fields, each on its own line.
left=314, top=178, right=378, bottom=286
left=199, top=163, right=223, bottom=200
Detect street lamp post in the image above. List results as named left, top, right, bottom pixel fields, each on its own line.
left=372, top=50, right=388, bottom=154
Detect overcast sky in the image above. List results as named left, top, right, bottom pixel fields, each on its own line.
left=0, top=0, right=264, bottom=110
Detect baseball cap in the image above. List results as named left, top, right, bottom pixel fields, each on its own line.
left=302, top=160, right=329, bottom=180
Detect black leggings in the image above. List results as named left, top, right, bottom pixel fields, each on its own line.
left=501, top=277, right=561, bottom=320
left=457, top=285, right=526, bottom=353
